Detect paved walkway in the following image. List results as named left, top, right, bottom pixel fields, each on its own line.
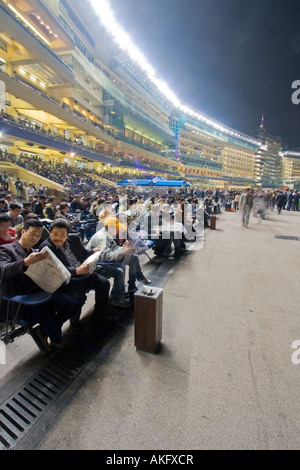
left=37, top=208, right=300, bottom=450
left=3, top=208, right=300, bottom=450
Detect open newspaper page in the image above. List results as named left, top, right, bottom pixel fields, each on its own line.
left=25, top=246, right=71, bottom=293
left=83, top=251, right=101, bottom=274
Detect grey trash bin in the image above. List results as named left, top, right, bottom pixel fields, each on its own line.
left=134, top=286, right=163, bottom=353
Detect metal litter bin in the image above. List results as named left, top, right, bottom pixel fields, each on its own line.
left=210, top=215, right=216, bottom=229
left=134, top=286, right=163, bottom=353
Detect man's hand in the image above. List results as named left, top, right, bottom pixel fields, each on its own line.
left=122, top=241, right=134, bottom=255
left=76, top=263, right=89, bottom=275
left=24, top=251, right=49, bottom=267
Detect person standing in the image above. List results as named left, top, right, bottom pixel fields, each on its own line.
left=2, top=171, right=9, bottom=191
left=239, top=188, right=254, bottom=228
left=275, top=191, right=286, bottom=214
left=26, top=182, right=36, bottom=199
left=293, top=190, right=299, bottom=211
left=14, top=178, right=23, bottom=199
left=291, top=190, right=299, bottom=211
left=233, top=192, right=241, bottom=211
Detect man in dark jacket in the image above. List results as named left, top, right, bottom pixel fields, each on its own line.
left=275, top=191, right=286, bottom=214
left=39, top=218, right=110, bottom=324
left=69, top=195, right=84, bottom=213
left=33, top=195, right=46, bottom=218
left=0, top=218, right=81, bottom=350
left=292, top=190, right=299, bottom=211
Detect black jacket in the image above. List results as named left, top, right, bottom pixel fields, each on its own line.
left=0, top=241, right=41, bottom=320
left=39, top=233, right=94, bottom=277
left=33, top=201, right=46, bottom=218
left=39, top=234, right=96, bottom=303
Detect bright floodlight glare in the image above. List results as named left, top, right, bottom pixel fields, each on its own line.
left=88, top=0, right=180, bottom=107
left=88, top=0, right=261, bottom=146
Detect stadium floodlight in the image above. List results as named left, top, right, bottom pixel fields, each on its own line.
left=88, top=0, right=180, bottom=107
left=88, top=0, right=261, bottom=147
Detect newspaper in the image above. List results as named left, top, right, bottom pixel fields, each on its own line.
left=83, top=251, right=101, bottom=274
left=25, top=246, right=71, bottom=293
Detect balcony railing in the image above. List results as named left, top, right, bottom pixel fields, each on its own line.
left=0, top=1, right=73, bottom=76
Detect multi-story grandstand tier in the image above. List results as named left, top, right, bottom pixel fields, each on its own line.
left=0, top=0, right=294, bottom=189
left=281, top=151, right=300, bottom=190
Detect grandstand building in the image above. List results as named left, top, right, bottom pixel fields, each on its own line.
left=175, top=113, right=258, bottom=188
left=281, top=151, right=300, bottom=189
left=0, top=0, right=285, bottom=190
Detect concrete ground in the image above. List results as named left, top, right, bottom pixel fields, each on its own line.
left=2, top=207, right=300, bottom=450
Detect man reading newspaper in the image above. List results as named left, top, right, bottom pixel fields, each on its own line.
left=0, top=218, right=82, bottom=350
left=39, top=218, right=110, bottom=326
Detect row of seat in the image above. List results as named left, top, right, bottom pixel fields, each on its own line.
left=0, top=240, right=156, bottom=355
left=1, top=292, right=53, bottom=355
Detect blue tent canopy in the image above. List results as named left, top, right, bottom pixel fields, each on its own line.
left=154, top=180, right=190, bottom=187
left=118, top=176, right=190, bottom=187
left=117, top=179, right=135, bottom=185
left=135, top=179, right=153, bottom=186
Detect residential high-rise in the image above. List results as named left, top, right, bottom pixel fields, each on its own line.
left=248, top=116, right=283, bottom=188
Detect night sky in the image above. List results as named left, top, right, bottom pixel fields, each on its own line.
left=110, top=0, right=300, bottom=148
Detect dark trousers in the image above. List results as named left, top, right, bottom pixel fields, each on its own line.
left=23, top=292, right=82, bottom=343
left=65, top=272, right=110, bottom=320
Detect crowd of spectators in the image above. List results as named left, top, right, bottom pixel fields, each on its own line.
left=0, top=111, right=180, bottom=175
left=0, top=153, right=299, bottom=354
left=0, top=149, right=171, bottom=194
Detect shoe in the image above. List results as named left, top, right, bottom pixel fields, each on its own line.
left=128, top=286, right=138, bottom=294
left=35, top=326, right=52, bottom=352
left=138, top=276, right=151, bottom=284
left=70, top=322, right=82, bottom=333
left=174, top=251, right=184, bottom=257
left=51, top=339, right=66, bottom=349
left=111, top=298, right=133, bottom=308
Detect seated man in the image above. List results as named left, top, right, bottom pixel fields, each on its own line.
left=21, top=201, right=33, bottom=219
left=44, top=197, right=57, bottom=220
left=69, top=194, right=84, bottom=213
left=14, top=212, right=50, bottom=248
left=0, top=199, right=8, bottom=213
left=54, top=203, right=81, bottom=235
left=86, top=218, right=133, bottom=308
left=33, top=195, right=46, bottom=218
left=39, top=218, right=110, bottom=324
left=0, top=218, right=81, bottom=351
left=8, top=202, right=23, bottom=227
left=87, top=217, right=151, bottom=296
